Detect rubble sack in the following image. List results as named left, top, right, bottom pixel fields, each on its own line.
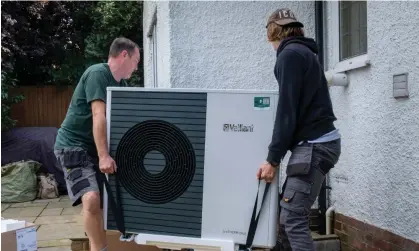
left=1, top=160, right=41, bottom=203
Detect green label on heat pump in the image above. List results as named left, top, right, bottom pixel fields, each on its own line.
left=254, top=97, right=270, bottom=110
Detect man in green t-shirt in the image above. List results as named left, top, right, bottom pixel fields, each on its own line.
left=54, top=37, right=140, bottom=251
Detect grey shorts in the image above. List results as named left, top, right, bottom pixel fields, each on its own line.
left=54, top=147, right=103, bottom=206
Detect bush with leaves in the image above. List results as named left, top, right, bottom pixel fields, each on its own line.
left=1, top=73, right=24, bottom=131
left=1, top=2, right=25, bottom=131
left=1, top=1, right=98, bottom=86
left=85, top=1, right=144, bottom=86
left=1, top=1, right=143, bottom=87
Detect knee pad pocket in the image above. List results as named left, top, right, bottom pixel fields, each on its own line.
left=71, top=178, right=91, bottom=195
left=280, top=177, right=312, bottom=215
left=63, top=149, right=87, bottom=170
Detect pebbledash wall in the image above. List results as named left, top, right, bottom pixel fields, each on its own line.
left=142, top=1, right=315, bottom=90
left=324, top=1, right=419, bottom=249
left=142, top=0, right=419, bottom=249
left=142, top=0, right=315, bottom=200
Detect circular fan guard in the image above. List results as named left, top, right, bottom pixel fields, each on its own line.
left=115, top=120, right=196, bottom=204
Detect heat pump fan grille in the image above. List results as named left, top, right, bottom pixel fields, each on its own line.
left=115, top=119, right=196, bottom=204
left=107, top=90, right=206, bottom=237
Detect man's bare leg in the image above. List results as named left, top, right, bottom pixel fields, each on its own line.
left=82, top=191, right=107, bottom=251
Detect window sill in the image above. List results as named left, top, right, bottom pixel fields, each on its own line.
left=331, top=54, right=371, bottom=73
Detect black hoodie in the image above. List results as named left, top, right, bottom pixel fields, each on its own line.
left=266, top=36, right=337, bottom=164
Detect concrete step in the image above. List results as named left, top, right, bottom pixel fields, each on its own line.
left=313, top=234, right=340, bottom=251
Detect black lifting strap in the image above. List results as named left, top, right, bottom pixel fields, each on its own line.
left=241, top=180, right=271, bottom=251
left=99, top=172, right=127, bottom=238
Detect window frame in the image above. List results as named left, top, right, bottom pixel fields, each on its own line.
left=151, top=22, right=158, bottom=88
left=146, top=7, right=158, bottom=88
left=329, top=1, right=370, bottom=73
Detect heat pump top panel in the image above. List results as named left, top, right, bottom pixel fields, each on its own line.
left=105, top=87, right=279, bottom=249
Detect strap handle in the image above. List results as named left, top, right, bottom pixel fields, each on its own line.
left=102, top=174, right=270, bottom=247
left=243, top=180, right=271, bottom=250
left=99, top=172, right=127, bottom=237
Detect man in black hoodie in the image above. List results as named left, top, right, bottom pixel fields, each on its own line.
left=256, top=8, right=341, bottom=251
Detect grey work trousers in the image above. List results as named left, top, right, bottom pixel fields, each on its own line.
left=274, top=139, right=341, bottom=251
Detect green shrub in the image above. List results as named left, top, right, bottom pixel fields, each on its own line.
left=1, top=73, right=24, bottom=132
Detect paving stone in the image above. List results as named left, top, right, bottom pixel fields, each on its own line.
left=2, top=206, right=45, bottom=217
left=46, top=201, right=74, bottom=209
left=34, top=198, right=61, bottom=203
left=1, top=203, right=10, bottom=212
left=61, top=207, right=82, bottom=215
left=37, top=223, right=85, bottom=241
left=38, top=247, right=71, bottom=251
left=10, top=201, right=49, bottom=208
left=314, top=239, right=341, bottom=251
left=41, top=208, right=64, bottom=216
left=59, top=195, right=70, bottom=202
left=35, top=215, right=83, bottom=225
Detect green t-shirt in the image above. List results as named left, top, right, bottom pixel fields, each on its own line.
left=54, top=63, right=125, bottom=156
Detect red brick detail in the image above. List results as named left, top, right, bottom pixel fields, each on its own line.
left=335, top=221, right=342, bottom=231
left=334, top=213, right=419, bottom=251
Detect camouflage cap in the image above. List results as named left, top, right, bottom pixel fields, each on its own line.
left=267, top=8, right=304, bottom=28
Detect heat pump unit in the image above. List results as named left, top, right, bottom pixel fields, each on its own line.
left=103, top=87, right=279, bottom=251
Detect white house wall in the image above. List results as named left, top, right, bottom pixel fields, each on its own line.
left=167, top=1, right=315, bottom=89
left=325, top=1, right=419, bottom=243
left=142, top=0, right=419, bottom=243
left=143, top=1, right=171, bottom=88
left=142, top=0, right=316, bottom=204
left=164, top=0, right=315, bottom=194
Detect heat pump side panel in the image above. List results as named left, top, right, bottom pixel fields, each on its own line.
left=106, top=89, right=206, bottom=238
left=201, top=92, right=279, bottom=248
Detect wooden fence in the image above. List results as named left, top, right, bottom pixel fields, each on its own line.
left=11, top=85, right=75, bottom=128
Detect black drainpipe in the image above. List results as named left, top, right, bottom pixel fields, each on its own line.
left=315, top=1, right=324, bottom=68
left=314, top=0, right=329, bottom=236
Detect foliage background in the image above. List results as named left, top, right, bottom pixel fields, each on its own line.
left=1, top=1, right=144, bottom=131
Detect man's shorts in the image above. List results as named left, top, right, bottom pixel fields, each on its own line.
left=54, top=147, right=103, bottom=206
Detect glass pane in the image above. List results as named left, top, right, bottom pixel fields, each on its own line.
left=341, top=34, right=350, bottom=60
left=340, top=4, right=349, bottom=34
left=359, top=1, right=368, bottom=54
left=339, top=1, right=351, bottom=60
left=360, top=26, right=367, bottom=54
left=359, top=1, right=367, bottom=28
left=339, top=1, right=368, bottom=60
left=350, top=2, right=360, bottom=56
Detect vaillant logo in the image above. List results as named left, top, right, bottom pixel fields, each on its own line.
left=223, top=124, right=254, bottom=132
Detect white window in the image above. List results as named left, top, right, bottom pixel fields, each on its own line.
left=339, top=1, right=367, bottom=60
left=329, top=1, right=369, bottom=73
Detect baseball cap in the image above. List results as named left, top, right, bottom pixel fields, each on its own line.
left=266, top=8, right=304, bottom=28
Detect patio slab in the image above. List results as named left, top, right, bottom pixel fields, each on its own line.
left=38, top=247, right=72, bottom=251
left=2, top=195, right=84, bottom=249
left=62, top=206, right=83, bottom=216
left=41, top=208, right=65, bottom=216
left=46, top=201, right=76, bottom=209
left=35, top=215, right=83, bottom=225
left=1, top=203, right=11, bottom=211
left=2, top=205, right=46, bottom=218
left=37, top=223, right=85, bottom=241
